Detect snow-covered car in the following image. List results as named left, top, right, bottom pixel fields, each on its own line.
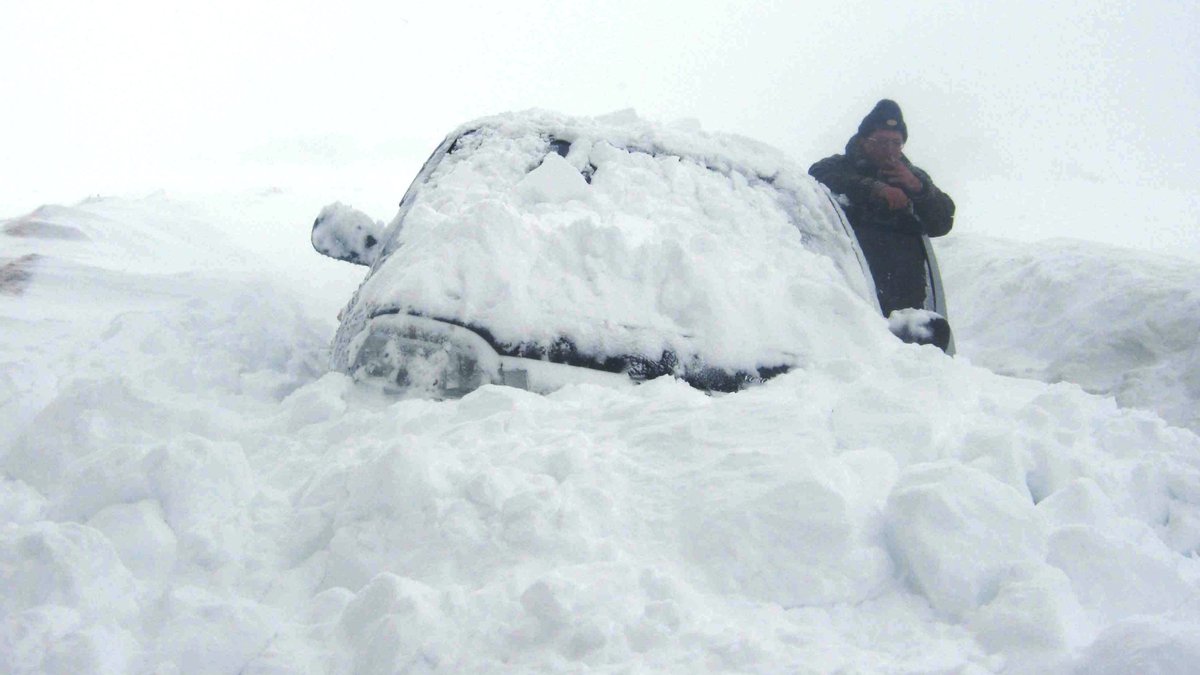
left=312, top=110, right=951, bottom=396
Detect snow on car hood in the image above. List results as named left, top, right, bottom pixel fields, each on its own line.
left=343, top=109, right=888, bottom=373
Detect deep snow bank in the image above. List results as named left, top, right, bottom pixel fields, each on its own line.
left=939, top=235, right=1200, bottom=434
left=3, top=192, right=1200, bottom=673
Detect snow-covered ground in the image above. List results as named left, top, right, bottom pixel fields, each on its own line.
left=940, top=235, right=1200, bottom=435
left=4, top=178, right=1200, bottom=672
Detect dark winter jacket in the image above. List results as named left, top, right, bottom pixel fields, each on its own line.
left=809, top=136, right=955, bottom=315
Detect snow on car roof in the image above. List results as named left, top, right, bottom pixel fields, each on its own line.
left=349, top=109, right=890, bottom=372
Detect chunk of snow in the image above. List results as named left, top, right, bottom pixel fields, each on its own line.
left=885, top=463, right=1048, bottom=617
left=515, top=152, right=589, bottom=203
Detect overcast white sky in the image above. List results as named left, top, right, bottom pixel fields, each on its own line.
left=3, top=0, right=1197, bottom=252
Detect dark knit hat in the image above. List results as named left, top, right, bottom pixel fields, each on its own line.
left=858, top=99, right=907, bottom=141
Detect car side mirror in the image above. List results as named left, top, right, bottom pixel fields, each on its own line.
left=311, top=203, right=385, bottom=267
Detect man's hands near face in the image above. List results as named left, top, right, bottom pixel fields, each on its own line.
left=880, top=160, right=923, bottom=194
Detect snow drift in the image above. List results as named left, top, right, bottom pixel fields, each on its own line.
left=940, top=235, right=1200, bottom=434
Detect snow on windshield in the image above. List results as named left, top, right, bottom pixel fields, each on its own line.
left=349, top=110, right=882, bottom=372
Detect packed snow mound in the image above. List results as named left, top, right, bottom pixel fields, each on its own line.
left=940, top=235, right=1200, bottom=433
left=338, top=109, right=885, bottom=374
left=1, top=195, right=255, bottom=274
left=4, top=192, right=1200, bottom=673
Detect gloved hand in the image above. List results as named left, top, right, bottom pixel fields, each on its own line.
left=875, top=184, right=911, bottom=210
left=880, top=160, right=924, bottom=193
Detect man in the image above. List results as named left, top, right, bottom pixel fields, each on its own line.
left=809, top=99, right=955, bottom=317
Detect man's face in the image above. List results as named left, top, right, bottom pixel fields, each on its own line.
left=861, top=129, right=904, bottom=166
